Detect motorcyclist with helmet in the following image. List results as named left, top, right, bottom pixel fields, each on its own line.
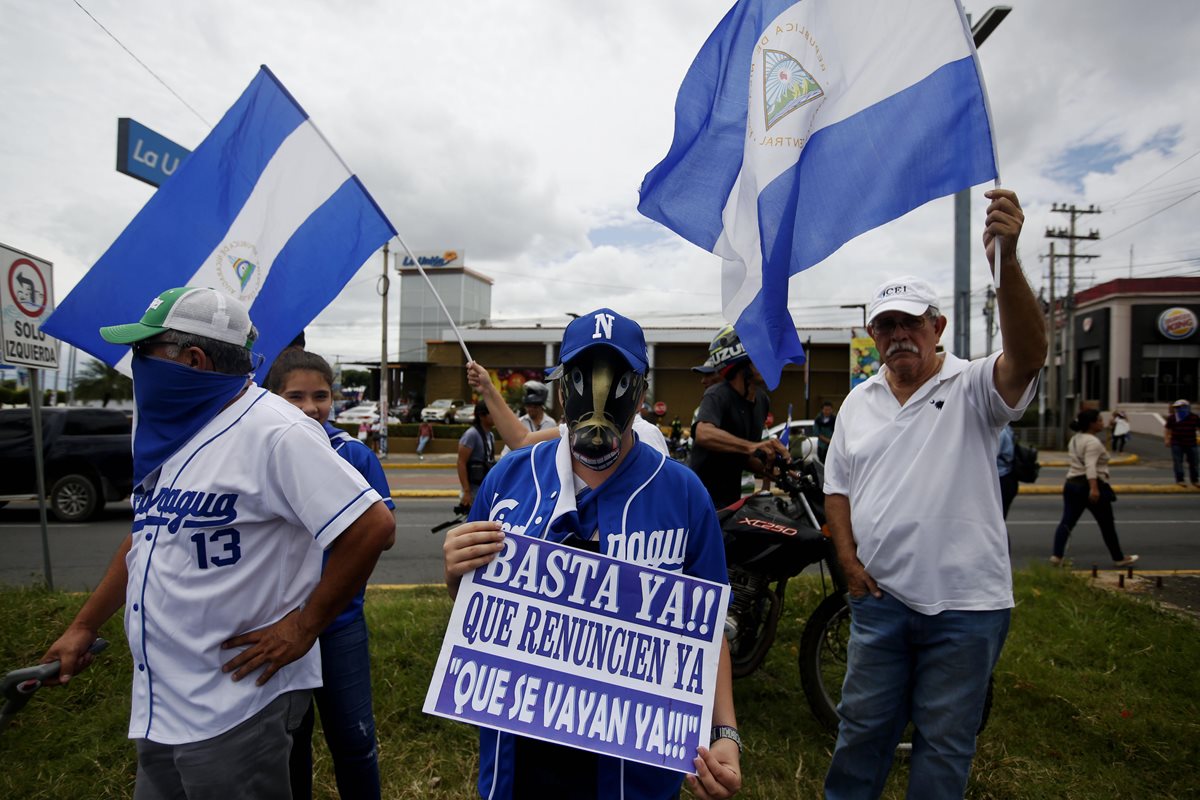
left=689, top=324, right=791, bottom=510
left=516, top=380, right=556, bottom=433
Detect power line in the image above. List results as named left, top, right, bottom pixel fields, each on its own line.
left=73, top=0, right=211, bottom=127
left=1086, top=190, right=1200, bottom=247
left=1104, top=148, right=1200, bottom=211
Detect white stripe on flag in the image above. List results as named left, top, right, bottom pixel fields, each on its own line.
left=187, top=122, right=350, bottom=299
left=718, top=0, right=976, bottom=323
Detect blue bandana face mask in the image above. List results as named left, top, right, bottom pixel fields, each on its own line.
left=131, top=354, right=250, bottom=485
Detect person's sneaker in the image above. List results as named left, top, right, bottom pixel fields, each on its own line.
left=1049, top=555, right=1063, bottom=566
left=1114, top=555, right=1139, bottom=568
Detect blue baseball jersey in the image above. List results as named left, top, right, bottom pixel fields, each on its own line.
left=323, top=421, right=395, bottom=632
left=466, top=435, right=727, bottom=800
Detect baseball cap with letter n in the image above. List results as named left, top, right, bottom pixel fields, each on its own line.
left=100, top=287, right=257, bottom=349
left=548, top=308, right=648, bottom=379
left=867, top=276, right=941, bottom=325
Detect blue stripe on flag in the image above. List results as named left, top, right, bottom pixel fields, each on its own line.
left=637, top=2, right=761, bottom=251
left=250, top=177, right=396, bottom=361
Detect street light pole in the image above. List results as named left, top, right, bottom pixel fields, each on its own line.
left=953, top=6, right=1012, bottom=359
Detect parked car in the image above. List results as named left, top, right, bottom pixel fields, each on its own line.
left=453, top=403, right=476, bottom=423
left=335, top=402, right=378, bottom=424
left=421, top=399, right=463, bottom=423
left=0, top=407, right=134, bottom=522
left=764, top=419, right=818, bottom=463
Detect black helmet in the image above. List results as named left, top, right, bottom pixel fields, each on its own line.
left=708, top=324, right=750, bottom=371
left=522, top=380, right=549, bottom=406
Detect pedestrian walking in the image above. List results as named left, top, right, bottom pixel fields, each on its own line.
left=1109, top=409, right=1130, bottom=453
left=1051, top=409, right=1138, bottom=568
left=1163, top=399, right=1199, bottom=487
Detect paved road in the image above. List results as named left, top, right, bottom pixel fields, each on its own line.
left=3, top=490, right=1197, bottom=591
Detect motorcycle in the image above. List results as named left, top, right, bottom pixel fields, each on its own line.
left=718, top=456, right=850, bottom=730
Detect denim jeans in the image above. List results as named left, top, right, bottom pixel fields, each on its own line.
left=825, top=592, right=1010, bottom=800
left=1171, top=443, right=1199, bottom=483
left=289, top=614, right=380, bottom=799
left=1052, top=479, right=1125, bottom=561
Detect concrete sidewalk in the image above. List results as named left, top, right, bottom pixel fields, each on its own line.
left=375, top=442, right=1200, bottom=499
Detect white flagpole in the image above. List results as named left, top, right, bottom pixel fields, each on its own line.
left=957, top=0, right=1004, bottom=288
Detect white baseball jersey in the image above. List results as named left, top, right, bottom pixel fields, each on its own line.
left=124, top=386, right=382, bottom=744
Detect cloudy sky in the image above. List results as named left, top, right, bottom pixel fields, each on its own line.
left=2, top=0, right=1198, bottom=373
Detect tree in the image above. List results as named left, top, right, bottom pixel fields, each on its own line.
left=72, top=358, right=132, bottom=407
left=340, top=369, right=372, bottom=389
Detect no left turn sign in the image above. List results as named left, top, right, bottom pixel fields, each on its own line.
left=1, top=243, right=59, bottom=369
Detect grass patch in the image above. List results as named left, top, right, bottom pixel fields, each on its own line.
left=1, top=570, right=1197, bottom=798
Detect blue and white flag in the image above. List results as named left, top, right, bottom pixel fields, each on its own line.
left=43, top=66, right=396, bottom=371
left=779, top=403, right=792, bottom=449
left=639, top=0, right=998, bottom=389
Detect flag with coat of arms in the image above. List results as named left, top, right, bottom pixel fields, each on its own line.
left=639, top=0, right=999, bottom=389
left=43, top=65, right=396, bottom=373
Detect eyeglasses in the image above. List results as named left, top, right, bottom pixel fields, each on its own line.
left=868, top=315, right=931, bottom=336
left=132, top=337, right=180, bottom=358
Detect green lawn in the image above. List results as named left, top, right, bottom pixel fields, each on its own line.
left=1, top=568, right=1197, bottom=799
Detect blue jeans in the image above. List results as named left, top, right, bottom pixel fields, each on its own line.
left=289, top=614, right=380, bottom=799
left=1053, top=479, right=1125, bottom=561
left=825, top=592, right=1010, bottom=800
left=1171, top=443, right=1199, bottom=483
left=417, top=435, right=430, bottom=455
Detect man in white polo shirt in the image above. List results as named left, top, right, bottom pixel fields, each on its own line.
left=40, top=287, right=396, bottom=800
left=823, top=190, right=1047, bottom=799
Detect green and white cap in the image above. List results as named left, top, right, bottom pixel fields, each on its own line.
left=100, top=287, right=257, bottom=349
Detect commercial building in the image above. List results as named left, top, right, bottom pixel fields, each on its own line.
left=1057, top=276, right=1199, bottom=435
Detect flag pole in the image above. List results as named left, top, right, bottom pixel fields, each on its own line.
left=958, top=0, right=1005, bottom=289
left=390, top=234, right=474, bottom=364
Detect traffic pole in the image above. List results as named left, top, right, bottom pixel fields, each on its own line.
left=29, top=368, right=54, bottom=590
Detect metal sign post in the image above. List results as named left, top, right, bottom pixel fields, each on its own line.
left=28, top=369, right=53, bottom=590
left=1, top=243, right=59, bottom=590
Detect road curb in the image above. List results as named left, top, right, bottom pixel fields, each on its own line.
left=1019, top=483, right=1198, bottom=495
left=390, top=489, right=459, bottom=498
left=1037, top=454, right=1140, bottom=468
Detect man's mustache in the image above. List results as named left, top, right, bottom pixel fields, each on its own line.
left=885, top=341, right=920, bottom=357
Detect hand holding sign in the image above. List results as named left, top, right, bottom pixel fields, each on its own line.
left=443, top=520, right=505, bottom=598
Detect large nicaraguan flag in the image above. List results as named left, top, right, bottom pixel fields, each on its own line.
left=43, top=65, right=396, bottom=372
left=639, top=0, right=998, bottom=389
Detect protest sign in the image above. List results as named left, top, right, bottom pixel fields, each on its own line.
left=424, top=532, right=729, bottom=774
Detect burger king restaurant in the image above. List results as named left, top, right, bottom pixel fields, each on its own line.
left=1066, top=277, right=1200, bottom=434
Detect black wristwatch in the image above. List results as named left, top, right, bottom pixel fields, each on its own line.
left=711, top=725, right=743, bottom=754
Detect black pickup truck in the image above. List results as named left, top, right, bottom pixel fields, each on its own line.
left=0, top=407, right=133, bottom=522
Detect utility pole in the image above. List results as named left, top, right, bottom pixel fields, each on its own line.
left=1045, top=203, right=1100, bottom=433
left=983, top=285, right=997, bottom=355
left=379, top=243, right=390, bottom=458
left=1039, top=243, right=1060, bottom=447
